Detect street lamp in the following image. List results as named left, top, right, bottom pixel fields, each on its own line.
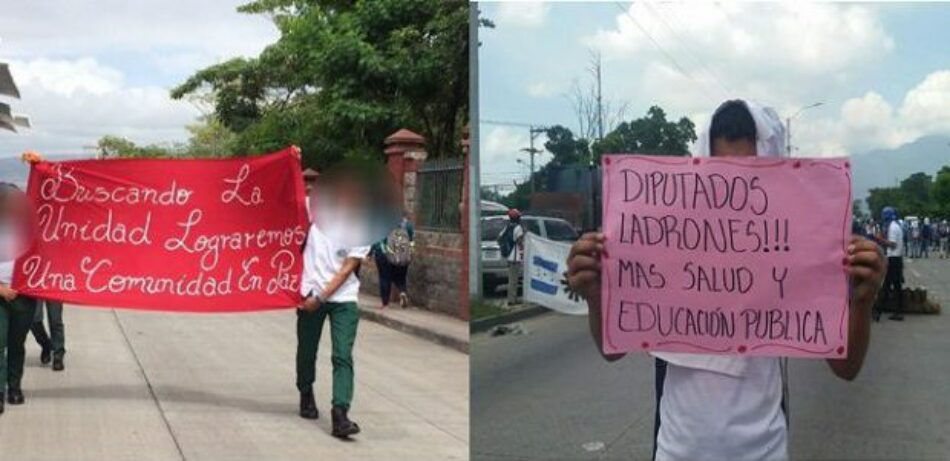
left=786, top=102, right=823, bottom=156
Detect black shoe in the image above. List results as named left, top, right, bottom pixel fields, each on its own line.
left=331, top=405, right=360, bottom=438
left=52, top=354, right=65, bottom=372
left=7, top=388, right=24, bottom=405
left=889, top=314, right=904, bottom=321
left=40, top=346, right=52, bottom=365
left=0, top=393, right=4, bottom=415
left=299, top=389, right=319, bottom=420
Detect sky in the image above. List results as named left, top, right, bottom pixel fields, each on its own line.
left=0, top=0, right=278, bottom=158
left=478, top=1, right=950, bottom=191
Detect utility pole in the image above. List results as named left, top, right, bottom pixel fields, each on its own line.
left=521, top=126, right=546, bottom=195
left=593, top=51, right=604, bottom=141
left=468, top=2, right=481, bottom=300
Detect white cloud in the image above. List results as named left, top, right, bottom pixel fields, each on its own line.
left=0, top=0, right=277, bottom=157
left=789, top=70, right=950, bottom=157
left=585, top=3, right=893, bottom=110
left=9, top=58, right=122, bottom=97
left=0, top=58, right=198, bottom=156
left=494, top=2, right=549, bottom=29
left=480, top=126, right=549, bottom=186
left=582, top=2, right=912, bottom=157
left=0, top=1, right=276, bottom=66
left=899, top=70, right=950, bottom=134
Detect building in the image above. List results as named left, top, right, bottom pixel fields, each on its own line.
left=0, top=60, right=30, bottom=133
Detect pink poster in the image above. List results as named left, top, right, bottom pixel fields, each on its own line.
left=600, top=155, right=852, bottom=358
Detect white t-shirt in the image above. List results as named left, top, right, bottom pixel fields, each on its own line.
left=0, top=226, right=21, bottom=285
left=656, top=357, right=788, bottom=461
left=506, top=224, right=525, bottom=263
left=299, top=224, right=370, bottom=303
left=886, top=221, right=904, bottom=258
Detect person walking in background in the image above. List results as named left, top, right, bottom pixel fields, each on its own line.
left=498, top=209, right=525, bottom=306
left=30, top=301, right=65, bottom=371
left=879, top=206, right=905, bottom=322
left=939, top=220, right=950, bottom=258
left=19, top=152, right=68, bottom=371
left=371, top=212, right=414, bottom=309
left=0, top=182, right=39, bottom=414
left=909, top=219, right=920, bottom=258
left=921, top=217, right=933, bottom=258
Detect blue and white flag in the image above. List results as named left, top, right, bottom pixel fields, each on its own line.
left=523, top=233, right=588, bottom=315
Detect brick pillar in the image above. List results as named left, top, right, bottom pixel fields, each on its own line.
left=384, top=129, right=427, bottom=218
left=460, top=124, right=471, bottom=320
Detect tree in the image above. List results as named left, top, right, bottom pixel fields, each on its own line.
left=899, top=172, right=934, bottom=216
left=867, top=187, right=903, bottom=221
left=591, top=106, right=696, bottom=158
left=185, top=116, right=239, bottom=158
left=96, top=136, right=183, bottom=159
left=171, top=0, right=470, bottom=169
left=543, top=125, right=589, bottom=167
left=931, top=166, right=950, bottom=218
left=566, top=51, right=628, bottom=142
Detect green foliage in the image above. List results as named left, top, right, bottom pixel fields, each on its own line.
left=171, top=0, right=470, bottom=169
left=865, top=169, right=950, bottom=220
left=932, top=166, right=950, bottom=218
left=591, top=106, right=696, bottom=158
left=543, top=125, right=590, bottom=166
left=96, top=135, right=184, bottom=159
left=497, top=106, right=696, bottom=211
left=186, top=116, right=239, bottom=157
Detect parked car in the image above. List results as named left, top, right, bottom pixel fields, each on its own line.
left=480, top=215, right=579, bottom=294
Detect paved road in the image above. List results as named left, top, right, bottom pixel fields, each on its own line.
left=0, top=306, right=468, bottom=461
left=472, top=257, right=950, bottom=460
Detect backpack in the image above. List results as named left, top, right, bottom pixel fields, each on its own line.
left=384, top=227, right=412, bottom=266
left=497, top=222, right=519, bottom=258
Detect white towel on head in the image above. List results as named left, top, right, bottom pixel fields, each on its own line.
left=653, top=99, right=788, bottom=377
left=693, top=99, right=788, bottom=158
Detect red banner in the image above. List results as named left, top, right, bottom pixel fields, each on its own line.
left=11, top=147, right=309, bottom=312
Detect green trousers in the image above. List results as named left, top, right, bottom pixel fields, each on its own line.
left=295, top=302, right=359, bottom=409
left=1, top=295, right=38, bottom=391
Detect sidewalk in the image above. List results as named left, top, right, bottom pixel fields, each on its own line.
left=0, top=306, right=469, bottom=461
left=358, top=293, right=469, bottom=353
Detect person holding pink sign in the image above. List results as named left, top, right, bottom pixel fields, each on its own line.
left=566, top=100, right=885, bottom=461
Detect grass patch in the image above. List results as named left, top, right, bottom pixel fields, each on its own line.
left=471, top=299, right=507, bottom=320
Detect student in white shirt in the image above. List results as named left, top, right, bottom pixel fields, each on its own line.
left=0, top=182, right=39, bottom=414
left=566, top=100, right=885, bottom=461
left=877, top=206, right=904, bottom=321
left=500, top=209, right=526, bottom=305
left=295, top=175, right=371, bottom=439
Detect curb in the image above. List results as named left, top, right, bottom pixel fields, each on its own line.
left=358, top=308, right=469, bottom=354
left=470, top=304, right=550, bottom=334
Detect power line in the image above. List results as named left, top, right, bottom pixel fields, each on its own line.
left=480, top=119, right=538, bottom=128
left=611, top=2, right=717, bottom=104
left=642, top=1, right=733, bottom=97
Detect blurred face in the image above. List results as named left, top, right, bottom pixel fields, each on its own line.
left=312, top=169, right=401, bottom=247
left=711, top=138, right=757, bottom=158
left=0, top=189, right=28, bottom=226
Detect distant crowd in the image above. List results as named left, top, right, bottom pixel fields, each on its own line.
left=858, top=216, right=950, bottom=259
